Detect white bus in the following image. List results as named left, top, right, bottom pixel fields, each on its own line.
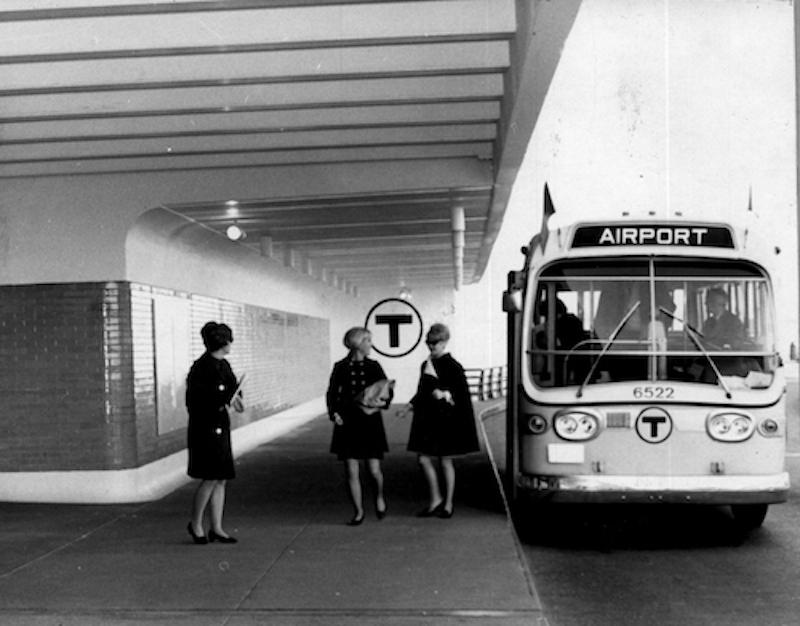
left=503, top=212, right=789, bottom=529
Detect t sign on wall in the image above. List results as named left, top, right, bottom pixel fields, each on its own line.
left=365, top=298, right=423, bottom=358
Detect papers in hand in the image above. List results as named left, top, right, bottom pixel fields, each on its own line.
left=356, top=379, right=395, bottom=415
left=227, top=373, right=246, bottom=407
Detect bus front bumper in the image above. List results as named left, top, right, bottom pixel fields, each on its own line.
left=517, top=472, right=790, bottom=504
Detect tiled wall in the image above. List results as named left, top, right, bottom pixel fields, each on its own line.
left=0, top=282, right=329, bottom=472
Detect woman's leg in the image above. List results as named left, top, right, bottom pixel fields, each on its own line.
left=209, top=480, right=228, bottom=535
left=417, top=454, right=443, bottom=509
left=191, top=480, right=216, bottom=535
left=441, top=457, right=456, bottom=513
left=367, top=458, right=385, bottom=513
left=345, top=459, right=364, bottom=519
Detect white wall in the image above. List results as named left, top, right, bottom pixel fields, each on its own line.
left=127, top=208, right=361, bottom=320
left=357, top=284, right=456, bottom=402
left=472, top=0, right=797, bottom=365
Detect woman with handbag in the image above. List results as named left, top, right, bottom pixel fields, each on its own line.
left=405, top=323, right=479, bottom=518
left=327, top=327, right=392, bottom=525
left=186, top=321, right=244, bottom=545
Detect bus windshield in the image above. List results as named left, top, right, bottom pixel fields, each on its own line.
left=529, top=257, right=777, bottom=390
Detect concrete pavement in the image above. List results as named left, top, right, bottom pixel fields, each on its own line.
left=0, top=402, right=545, bottom=625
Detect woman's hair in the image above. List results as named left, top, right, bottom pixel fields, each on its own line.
left=201, top=321, right=233, bottom=352
left=426, top=322, right=450, bottom=343
left=343, top=326, right=371, bottom=350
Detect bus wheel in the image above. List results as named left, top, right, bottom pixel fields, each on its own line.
left=730, top=503, right=768, bottom=530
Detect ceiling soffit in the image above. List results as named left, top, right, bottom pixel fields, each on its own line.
left=1, top=0, right=533, bottom=293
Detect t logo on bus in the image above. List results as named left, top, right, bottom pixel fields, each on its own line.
left=635, top=407, right=673, bottom=443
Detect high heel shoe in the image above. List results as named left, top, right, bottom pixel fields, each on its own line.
left=347, top=513, right=365, bottom=526
left=376, top=501, right=387, bottom=520
left=415, top=502, right=444, bottom=518
left=437, top=506, right=454, bottom=519
left=187, top=522, right=208, bottom=545
left=208, top=530, right=238, bottom=544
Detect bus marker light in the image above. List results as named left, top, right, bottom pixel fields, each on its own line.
left=710, top=461, right=725, bottom=475
left=759, top=419, right=780, bottom=437
left=707, top=412, right=754, bottom=442
left=526, top=415, right=548, bottom=434
left=553, top=411, right=600, bottom=441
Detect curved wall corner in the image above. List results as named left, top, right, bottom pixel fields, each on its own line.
left=126, top=207, right=358, bottom=320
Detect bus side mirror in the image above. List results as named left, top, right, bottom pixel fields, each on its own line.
left=503, top=290, right=522, bottom=313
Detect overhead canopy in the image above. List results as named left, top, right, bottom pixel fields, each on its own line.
left=0, top=0, right=571, bottom=292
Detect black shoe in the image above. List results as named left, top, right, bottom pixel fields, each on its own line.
left=208, top=530, right=238, bottom=544
left=437, top=506, right=454, bottom=519
left=376, top=499, right=387, bottom=520
left=416, top=502, right=444, bottom=518
left=187, top=522, right=208, bottom=545
left=347, top=513, right=365, bottom=526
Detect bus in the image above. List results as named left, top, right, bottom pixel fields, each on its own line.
left=502, top=207, right=789, bottom=530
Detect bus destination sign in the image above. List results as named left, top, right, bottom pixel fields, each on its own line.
left=571, top=224, right=735, bottom=249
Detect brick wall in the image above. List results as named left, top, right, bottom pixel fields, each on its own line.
left=0, top=282, right=329, bottom=472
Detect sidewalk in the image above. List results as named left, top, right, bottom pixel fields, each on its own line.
left=0, top=402, right=545, bottom=625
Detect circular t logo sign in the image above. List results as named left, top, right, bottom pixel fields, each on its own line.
left=365, top=298, right=423, bottom=358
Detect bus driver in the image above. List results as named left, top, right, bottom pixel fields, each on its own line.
left=703, top=287, right=745, bottom=350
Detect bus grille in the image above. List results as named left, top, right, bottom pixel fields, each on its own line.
left=606, top=412, right=631, bottom=428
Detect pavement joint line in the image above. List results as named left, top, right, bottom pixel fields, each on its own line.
left=0, top=505, right=146, bottom=580
left=477, top=400, right=547, bottom=622
left=0, top=607, right=547, bottom=618
left=225, top=502, right=323, bottom=622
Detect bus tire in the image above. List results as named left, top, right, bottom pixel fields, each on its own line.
left=730, top=503, right=768, bottom=530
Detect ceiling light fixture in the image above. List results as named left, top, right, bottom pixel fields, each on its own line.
left=226, top=222, right=246, bottom=241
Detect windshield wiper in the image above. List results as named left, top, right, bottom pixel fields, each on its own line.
left=658, top=306, right=731, bottom=399
left=576, top=300, right=640, bottom=398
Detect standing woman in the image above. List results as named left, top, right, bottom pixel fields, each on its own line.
left=186, top=321, right=243, bottom=544
left=327, top=327, right=390, bottom=525
left=406, top=323, right=479, bottom=518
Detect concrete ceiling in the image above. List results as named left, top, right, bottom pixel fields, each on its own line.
left=0, top=0, right=560, bottom=293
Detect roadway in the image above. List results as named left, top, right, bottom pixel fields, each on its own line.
left=481, top=376, right=800, bottom=626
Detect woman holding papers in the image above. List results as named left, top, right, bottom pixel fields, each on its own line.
left=327, top=327, right=393, bottom=526
left=185, top=321, right=244, bottom=545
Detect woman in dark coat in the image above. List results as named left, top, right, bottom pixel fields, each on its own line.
left=406, top=323, right=479, bottom=518
left=186, top=321, right=243, bottom=544
left=327, top=327, right=391, bottom=525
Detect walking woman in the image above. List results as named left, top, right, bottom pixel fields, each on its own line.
left=186, top=321, right=243, bottom=544
left=327, top=327, right=391, bottom=525
left=406, top=323, right=479, bottom=518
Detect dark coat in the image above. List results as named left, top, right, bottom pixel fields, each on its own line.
left=704, top=310, right=745, bottom=349
left=327, top=356, right=389, bottom=460
left=407, top=353, right=480, bottom=457
left=186, top=352, right=239, bottom=480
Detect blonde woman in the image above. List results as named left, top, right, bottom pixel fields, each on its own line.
left=327, top=327, right=391, bottom=525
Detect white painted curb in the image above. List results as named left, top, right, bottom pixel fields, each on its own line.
left=0, top=397, right=325, bottom=504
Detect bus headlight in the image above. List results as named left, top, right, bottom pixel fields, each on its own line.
left=526, top=414, right=548, bottom=435
left=707, top=412, right=755, bottom=442
left=553, top=411, right=599, bottom=441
